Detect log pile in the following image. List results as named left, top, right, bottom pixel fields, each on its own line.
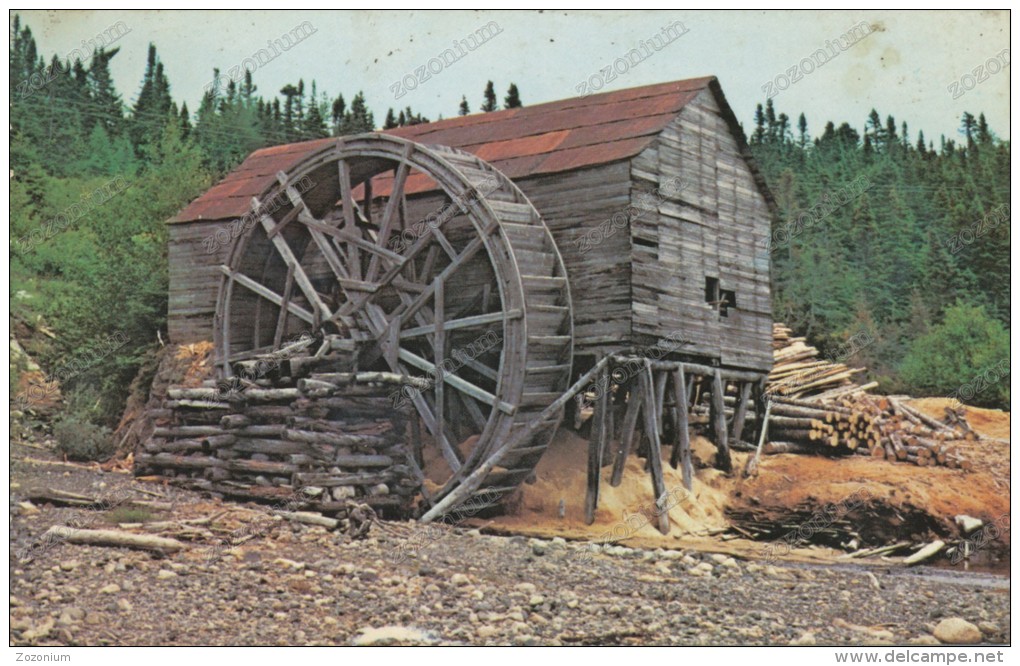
left=769, top=324, right=876, bottom=401
left=845, top=394, right=974, bottom=470
left=764, top=324, right=971, bottom=469
left=136, top=344, right=425, bottom=516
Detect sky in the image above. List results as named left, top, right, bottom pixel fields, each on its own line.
left=16, top=9, right=1011, bottom=142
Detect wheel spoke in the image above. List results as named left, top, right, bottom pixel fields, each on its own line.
left=399, top=310, right=520, bottom=338
left=251, top=197, right=334, bottom=325
left=220, top=265, right=315, bottom=324
left=397, top=347, right=514, bottom=415
left=337, top=155, right=360, bottom=279
left=367, top=145, right=413, bottom=282
left=273, top=264, right=295, bottom=348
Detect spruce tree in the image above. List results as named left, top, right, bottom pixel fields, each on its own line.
left=481, top=81, right=497, bottom=112
left=504, top=83, right=521, bottom=109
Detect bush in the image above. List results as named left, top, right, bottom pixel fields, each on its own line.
left=53, top=414, right=115, bottom=461
left=899, top=302, right=1010, bottom=409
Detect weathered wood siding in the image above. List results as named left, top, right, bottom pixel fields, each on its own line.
left=168, top=220, right=234, bottom=343
left=629, top=89, right=772, bottom=372
left=515, top=163, right=633, bottom=357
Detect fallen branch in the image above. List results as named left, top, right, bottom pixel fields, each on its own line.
left=43, top=526, right=186, bottom=552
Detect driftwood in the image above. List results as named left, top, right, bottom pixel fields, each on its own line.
left=43, top=526, right=186, bottom=552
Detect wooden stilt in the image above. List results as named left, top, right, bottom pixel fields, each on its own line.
left=598, top=368, right=615, bottom=463
left=639, top=360, right=671, bottom=535
left=711, top=369, right=732, bottom=472
left=749, top=377, right=769, bottom=450
left=731, top=381, right=753, bottom=443
left=654, top=370, right=668, bottom=439
left=669, top=366, right=694, bottom=491
left=585, top=363, right=609, bottom=524
left=610, top=385, right=643, bottom=487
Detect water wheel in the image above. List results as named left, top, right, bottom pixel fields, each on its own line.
left=214, top=134, right=573, bottom=515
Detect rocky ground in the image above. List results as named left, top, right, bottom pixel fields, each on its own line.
left=9, top=448, right=1009, bottom=647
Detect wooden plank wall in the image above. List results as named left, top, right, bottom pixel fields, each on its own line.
left=515, top=162, right=633, bottom=357
left=168, top=220, right=234, bottom=344
left=629, top=88, right=772, bottom=373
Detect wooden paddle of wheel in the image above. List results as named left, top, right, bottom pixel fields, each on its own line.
left=214, top=134, right=573, bottom=517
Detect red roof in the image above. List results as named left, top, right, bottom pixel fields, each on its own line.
left=171, top=76, right=717, bottom=223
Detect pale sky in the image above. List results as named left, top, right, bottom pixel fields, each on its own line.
left=16, top=9, right=1011, bottom=142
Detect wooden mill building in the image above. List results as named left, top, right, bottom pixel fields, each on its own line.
left=151, top=76, right=776, bottom=522
left=169, top=76, right=773, bottom=374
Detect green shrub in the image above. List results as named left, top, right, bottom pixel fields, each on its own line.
left=52, top=414, right=115, bottom=461
left=899, top=302, right=1010, bottom=409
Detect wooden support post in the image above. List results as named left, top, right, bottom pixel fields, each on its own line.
left=749, top=376, right=769, bottom=450
left=711, top=369, right=732, bottom=472
left=610, top=385, right=643, bottom=487
left=654, top=370, right=668, bottom=440
left=639, top=359, right=671, bottom=535
left=744, top=398, right=773, bottom=478
left=669, top=365, right=694, bottom=491
left=585, top=362, right=609, bottom=524
left=731, top=381, right=753, bottom=443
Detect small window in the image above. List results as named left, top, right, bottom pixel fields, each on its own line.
left=705, top=277, right=736, bottom=317
left=704, top=277, right=720, bottom=306
left=720, top=289, right=736, bottom=317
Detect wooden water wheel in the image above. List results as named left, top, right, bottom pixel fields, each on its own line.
left=214, top=134, right=573, bottom=514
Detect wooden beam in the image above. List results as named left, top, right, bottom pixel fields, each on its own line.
left=711, top=369, right=732, bottom=473
left=219, top=266, right=315, bottom=324
left=610, top=384, right=642, bottom=487
left=367, top=148, right=413, bottom=282
left=399, top=310, right=520, bottom=338
left=252, top=197, right=334, bottom=323
left=639, top=359, right=671, bottom=534
left=272, top=264, right=295, bottom=348
left=337, top=157, right=360, bottom=278
left=397, top=348, right=514, bottom=415
left=585, top=362, right=609, bottom=525
left=731, top=381, right=753, bottom=443
left=669, top=366, right=694, bottom=491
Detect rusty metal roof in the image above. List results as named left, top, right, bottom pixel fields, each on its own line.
left=171, top=76, right=720, bottom=223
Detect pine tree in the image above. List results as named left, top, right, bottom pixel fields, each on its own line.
left=88, top=48, right=123, bottom=137
left=338, top=91, right=374, bottom=135
left=383, top=108, right=398, bottom=129
left=330, top=94, right=346, bottom=136
left=481, top=81, right=497, bottom=112
left=458, top=95, right=470, bottom=116
left=504, top=83, right=521, bottom=109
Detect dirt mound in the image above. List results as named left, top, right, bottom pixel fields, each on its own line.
left=480, top=430, right=730, bottom=547
left=477, top=398, right=1009, bottom=562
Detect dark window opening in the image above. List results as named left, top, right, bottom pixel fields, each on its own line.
left=720, top=289, right=736, bottom=317
left=633, top=237, right=658, bottom=249
left=704, top=276, right=720, bottom=306
left=705, top=277, right=736, bottom=317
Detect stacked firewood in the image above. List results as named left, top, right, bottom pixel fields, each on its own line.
left=136, top=342, right=425, bottom=516
left=769, top=324, right=877, bottom=401
left=763, top=324, right=972, bottom=469
left=759, top=397, right=881, bottom=455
